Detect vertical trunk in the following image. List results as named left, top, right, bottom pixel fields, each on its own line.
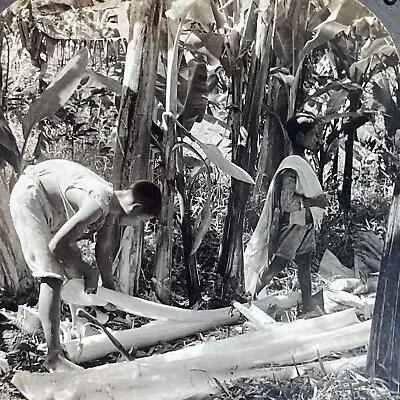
left=154, top=115, right=175, bottom=304
left=367, top=175, right=400, bottom=391
left=0, top=172, right=32, bottom=293
left=341, top=129, right=354, bottom=211
left=218, top=0, right=276, bottom=300
left=217, top=62, right=244, bottom=297
left=0, top=24, right=32, bottom=295
left=154, top=5, right=178, bottom=304
left=176, top=153, right=201, bottom=306
left=341, top=91, right=361, bottom=212
left=112, top=0, right=162, bottom=295
left=254, top=79, right=287, bottom=202
left=331, top=149, right=339, bottom=189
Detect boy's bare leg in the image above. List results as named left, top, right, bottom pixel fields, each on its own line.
left=254, top=256, right=288, bottom=298
left=39, top=277, right=82, bottom=371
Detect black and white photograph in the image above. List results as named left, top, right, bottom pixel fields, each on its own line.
left=0, top=0, right=400, bottom=398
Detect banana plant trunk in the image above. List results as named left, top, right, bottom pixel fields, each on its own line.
left=153, top=1, right=180, bottom=304
left=154, top=114, right=175, bottom=304
left=111, top=0, right=162, bottom=295
left=0, top=172, right=33, bottom=293
left=341, top=90, right=362, bottom=212
left=367, top=174, right=400, bottom=392
left=176, top=152, right=201, bottom=306
left=217, top=56, right=247, bottom=298
left=254, top=77, right=287, bottom=202
left=218, top=0, right=276, bottom=300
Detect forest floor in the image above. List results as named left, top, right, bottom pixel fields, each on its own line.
left=1, top=267, right=400, bottom=400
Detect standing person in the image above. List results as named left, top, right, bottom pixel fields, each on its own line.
left=10, top=159, right=162, bottom=371
left=244, top=113, right=329, bottom=315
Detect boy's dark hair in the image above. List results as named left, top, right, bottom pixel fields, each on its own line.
left=285, top=112, right=317, bottom=142
left=130, top=180, right=162, bottom=217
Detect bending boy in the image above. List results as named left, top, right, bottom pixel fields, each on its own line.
left=10, top=159, right=162, bottom=371
left=244, top=113, right=329, bottom=314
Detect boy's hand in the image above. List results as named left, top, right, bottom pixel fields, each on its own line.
left=50, top=243, right=99, bottom=294
left=49, top=242, right=80, bottom=264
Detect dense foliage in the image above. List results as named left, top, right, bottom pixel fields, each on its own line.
left=0, top=0, right=398, bottom=308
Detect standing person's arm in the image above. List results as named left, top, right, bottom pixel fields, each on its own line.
left=280, top=170, right=303, bottom=213
left=95, top=215, right=118, bottom=290
left=303, top=194, right=329, bottom=208
left=280, top=169, right=329, bottom=212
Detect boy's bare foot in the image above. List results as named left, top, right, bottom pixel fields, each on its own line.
left=83, top=268, right=99, bottom=294
left=43, top=353, right=83, bottom=372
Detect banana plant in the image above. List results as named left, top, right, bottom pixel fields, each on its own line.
left=266, top=0, right=397, bottom=207
left=253, top=0, right=353, bottom=199
left=371, top=66, right=400, bottom=174
left=0, top=42, right=120, bottom=293
left=0, top=111, right=30, bottom=294
left=323, top=18, right=397, bottom=210
left=20, top=47, right=89, bottom=161
left=154, top=0, right=256, bottom=304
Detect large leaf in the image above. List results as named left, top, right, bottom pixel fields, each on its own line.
left=117, top=1, right=129, bottom=39
left=91, top=0, right=120, bottom=10
left=372, top=79, right=400, bottom=137
left=209, top=0, right=225, bottom=30
left=270, top=68, right=294, bottom=86
left=273, top=0, right=310, bottom=67
left=179, top=59, right=208, bottom=130
left=273, top=21, right=293, bottom=66
left=325, top=138, right=339, bottom=162
left=196, top=141, right=255, bottom=184
left=353, top=17, right=372, bottom=39
left=184, top=30, right=225, bottom=63
left=353, top=15, right=391, bottom=40
left=22, top=48, right=89, bottom=138
left=31, top=0, right=119, bottom=14
left=191, top=192, right=211, bottom=255
left=333, top=0, right=372, bottom=26
left=299, top=5, right=348, bottom=62
left=349, top=57, right=371, bottom=82
left=348, top=39, right=398, bottom=81
left=166, top=0, right=215, bottom=28
left=83, top=69, right=122, bottom=94
left=326, top=89, right=348, bottom=115
left=0, top=111, right=20, bottom=173
left=33, top=0, right=93, bottom=14
left=372, top=79, right=398, bottom=115
left=307, top=80, right=362, bottom=102
left=361, top=40, right=397, bottom=62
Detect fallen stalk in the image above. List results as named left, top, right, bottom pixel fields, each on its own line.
left=12, top=316, right=371, bottom=400
left=64, top=308, right=359, bottom=364
left=63, top=291, right=304, bottom=363
left=76, top=308, right=133, bottom=361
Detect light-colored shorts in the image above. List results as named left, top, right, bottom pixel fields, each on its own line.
left=10, top=175, right=80, bottom=281
left=274, top=223, right=315, bottom=261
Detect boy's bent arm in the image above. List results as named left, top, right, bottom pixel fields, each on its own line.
left=49, top=198, right=103, bottom=258
left=95, top=215, right=117, bottom=290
